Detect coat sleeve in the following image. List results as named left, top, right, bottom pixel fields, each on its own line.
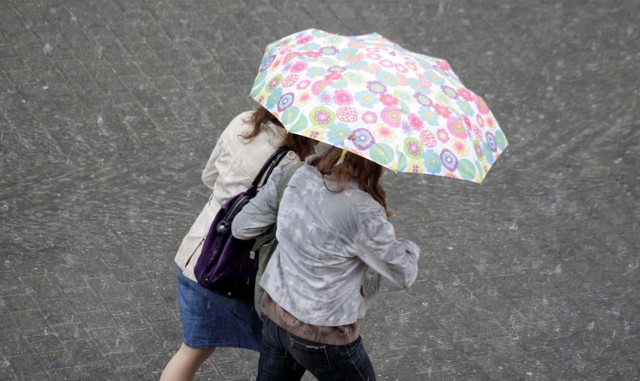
left=231, top=164, right=286, bottom=240
left=201, top=137, right=224, bottom=190
left=350, top=213, right=420, bottom=291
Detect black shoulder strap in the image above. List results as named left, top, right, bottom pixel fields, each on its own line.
left=276, top=162, right=304, bottom=208
left=249, top=161, right=303, bottom=254
left=250, top=147, right=290, bottom=190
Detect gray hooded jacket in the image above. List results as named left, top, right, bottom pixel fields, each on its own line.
left=232, top=158, right=420, bottom=326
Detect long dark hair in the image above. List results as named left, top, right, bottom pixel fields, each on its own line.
left=311, top=147, right=389, bottom=216
left=244, top=107, right=315, bottom=160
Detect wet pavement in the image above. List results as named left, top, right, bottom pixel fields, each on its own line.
left=1, top=0, right=639, bottom=380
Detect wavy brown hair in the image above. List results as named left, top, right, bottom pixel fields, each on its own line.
left=244, top=107, right=316, bottom=160
left=311, top=147, right=389, bottom=216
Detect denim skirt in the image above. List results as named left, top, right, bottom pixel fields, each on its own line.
left=177, top=269, right=262, bottom=350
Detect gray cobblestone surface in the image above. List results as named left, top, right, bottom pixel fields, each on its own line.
left=1, top=0, right=639, bottom=380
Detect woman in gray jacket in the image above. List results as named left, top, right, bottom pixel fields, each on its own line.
left=232, top=147, right=420, bottom=381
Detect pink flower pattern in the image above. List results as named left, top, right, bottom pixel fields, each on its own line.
left=362, top=111, right=377, bottom=124
left=251, top=29, right=506, bottom=181
left=334, top=90, right=353, bottom=106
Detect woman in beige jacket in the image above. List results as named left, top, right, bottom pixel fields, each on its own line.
left=160, top=108, right=316, bottom=381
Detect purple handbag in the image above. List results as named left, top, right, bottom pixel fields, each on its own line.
left=193, top=147, right=289, bottom=300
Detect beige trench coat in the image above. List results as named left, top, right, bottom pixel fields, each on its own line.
left=174, top=111, right=298, bottom=282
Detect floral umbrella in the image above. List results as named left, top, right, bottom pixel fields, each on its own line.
left=251, top=29, right=508, bottom=183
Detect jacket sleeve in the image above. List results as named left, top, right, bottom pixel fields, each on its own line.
left=350, top=213, right=420, bottom=291
left=201, top=137, right=224, bottom=190
left=231, top=164, right=286, bottom=239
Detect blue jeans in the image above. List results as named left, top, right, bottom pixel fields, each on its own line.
left=257, top=317, right=376, bottom=381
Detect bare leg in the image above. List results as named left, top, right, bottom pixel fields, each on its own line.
left=159, top=343, right=215, bottom=381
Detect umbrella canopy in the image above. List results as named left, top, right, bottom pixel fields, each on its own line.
left=251, top=29, right=507, bottom=183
